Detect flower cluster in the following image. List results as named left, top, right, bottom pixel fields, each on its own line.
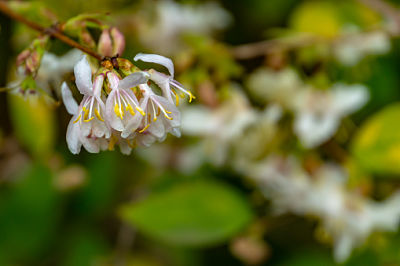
left=61, top=53, right=195, bottom=155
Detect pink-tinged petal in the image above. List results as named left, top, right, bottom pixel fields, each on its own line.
left=105, top=89, right=124, bottom=131
left=66, top=118, right=82, bottom=154
left=134, top=53, right=174, bottom=77
left=111, top=27, right=126, bottom=56
left=118, top=72, right=150, bottom=90
left=137, top=133, right=157, bottom=147
left=61, top=82, right=78, bottom=115
left=98, top=29, right=113, bottom=57
left=148, top=119, right=165, bottom=138
left=170, top=128, right=181, bottom=138
left=81, top=137, right=100, bottom=153
left=154, top=95, right=181, bottom=128
left=107, top=71, right=120, bottom=90
left=119, top=139, right=132, bottom=155
left=92, top=74, right=105, bottom=97
left=121, top=96, right=148, bottom=138
left=74, top=55, right=93, bottom=95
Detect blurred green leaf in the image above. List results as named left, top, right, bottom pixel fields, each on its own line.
left=0, top=163, right=60, bottom=264
left=352, top=103, right=400, bottom=175
left=8, top=94, right=56, bottom=157
left=120, top=179, right=253, bottom=247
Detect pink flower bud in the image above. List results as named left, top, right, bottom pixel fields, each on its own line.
left=98, top=29, right=113, bottom=57
left=110, top=27, right=125, bottom=56
left=79, top=29, right=96, bottom=49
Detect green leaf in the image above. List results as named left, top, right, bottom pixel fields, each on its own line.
left=120, top=179, right=253, bottom=247
left=8, top=94, right=56, bottom=158
left=352, top=103, right=400, bottom=175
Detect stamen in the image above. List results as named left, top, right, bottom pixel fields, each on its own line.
left=108, top=135, right=118, bottom=151
left=136, top=106, right=146, bottom=116
left=83, top=106, right=89, bottom=120
left=84, top=117, right=94, bottom=122
left=73, top=114, right=82, bottom=123
left=164, top=114, right=173, bottom=120
left=139, top=124, right=150, bottom=133
left=95, top=108, right=104, bottom=121
left=114, top=104, right=124, bottom=119
left=172, top=90, right=179, bottom=106
left=126, top=104, right=135, bottom=116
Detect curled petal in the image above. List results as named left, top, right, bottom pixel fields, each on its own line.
left=61, top=82, right=78, bottom=115
left=66, top=118, right=82, bottom=154
left=148, top=119, right=165, bottom=139
left=134, top=53, right=174, bottom=77
left=154, top=95, right=181, bottom=128
left=119, top=72, right=150, bottom=90
left=81, top=137, right=100, bottom=153
left=74, top=55, right=93, bottom=95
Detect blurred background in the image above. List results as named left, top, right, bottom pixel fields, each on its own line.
left=3, top=0, right=400, bottom=265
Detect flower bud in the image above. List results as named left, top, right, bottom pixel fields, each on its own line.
left=98, top=29, right=113, bottom=57
left=16, top=36, right=48, bottom=75
left=79, top=29, right=96, bottom=49
left=110, top=27, right=125, bottom=56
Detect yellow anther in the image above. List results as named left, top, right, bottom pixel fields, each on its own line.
left=114, top=104, right=124, bottom=119
left=126, top=104, right=135, bottom=116
left=165, top=110, right=172, bottom=114
left=136, top=106, right=146, bottom=116
left=83, top=106, right=89, bottom=120
left=156, top=108, right=161, bottom=117
left=95, top=108, right=104, bottom=122
left=154, top=116, right=157, bottom=122
left=164, top=114, right=173, bottom=120
left=139, top=124, right=150, bottom=133
left=189, top=92, right=196, bottom=103
left=73, top=114, right=82, bottom=123
left=127, top=139, right=137, bottom=149
left=172, top=90, right=179, bottom=106
left=108, top=135, right=118, bottom=151
left=84, top=117, right=94, bottom=122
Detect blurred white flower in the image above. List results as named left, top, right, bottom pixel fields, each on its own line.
left=244, top=155, right=400, bottom=263
left=293, top=83, right=369, bottom=148
left=333, top=31, right=391, bottom=66
left=246, top=67, right=304, bottom=108
left=182, top=88, right=263, bottom=165
left=139, top=0, right=232, bottom=54
left=37, top=49, right=82, bottom=92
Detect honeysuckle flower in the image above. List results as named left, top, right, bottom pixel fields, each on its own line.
left=61, top=82, right=108, bottom=154
left=124, top=83, right=181, bottom=139
left=293, top=83, right=369, bottom=148
left=134, top=53, right=195, bottom=105
left=72, top=56, right=110, bottom=139
left=105, top=70, right=149, bottom=135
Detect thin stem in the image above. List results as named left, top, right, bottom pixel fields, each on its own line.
left=0, top=1, right=103, bottom=61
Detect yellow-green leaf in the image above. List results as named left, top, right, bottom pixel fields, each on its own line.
left=352, top=103, right=400, bottom=175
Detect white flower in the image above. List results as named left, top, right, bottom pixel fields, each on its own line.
left=134, top=53, right=195, bottom=105
left=293, top=83, right=369, bottom=148
left=333, top=31, right=391, bottom=66
left=61, top=56, right=110, bottom=154
left=61, top=82, right=108, bottom=154
left=138, top=0, right=232, bottom=54
left=181, top=88, right=259, bottom=165
left=126, top=83, right=181, bottom=140
left=105, top=71, right=149, bottom=134
left=243, top=155, right=400, bottom=263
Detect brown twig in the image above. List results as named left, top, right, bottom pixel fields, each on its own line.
left=0, top=1, right=103, bottom=61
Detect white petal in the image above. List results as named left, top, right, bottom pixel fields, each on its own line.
left=170, top=128, right=181, bottom=137
left=153, top=95, right=181, bottom=128
left=105, top=89, right=124, bottom=131
left=134, top=53, right=174, bottom=77
left=294, top=112, right=339, bottom=148
left=66, top=118, right=82, bottom=154
left=331, top=84, right=369, bottom=116
left=119, top=72, right=150, bottom=90
left=119, top=139, right=132, bottom=155
left=61, top=82, right=78, bottom=115
left=148, top=119, right=165, bottom=138
left=81, top=137, right=100, bottom=153
left=74, top=55, right=93, bottom=95
left=107, top=72, right=120, bottom=90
